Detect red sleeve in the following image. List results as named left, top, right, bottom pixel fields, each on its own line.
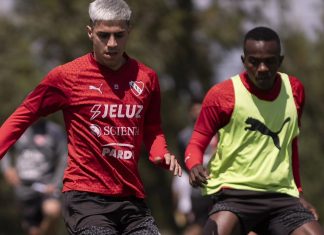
left=289, top=75, right=305, bottom=191
left=292, top=138, right=302, bottom=191
left=143, top=72, right=169, bottom=168
left=24, top=68, right=70, bottom=116
left=185, top=79, right=234, bottom=170
left=23, top=84, right=69, bottom=116
left=0, top=105, right=38, bottom=159
left=289, top=76, right=305, bottom=125
left=0, top=67, right=69, bottom=159
left=185, top=130, right=211, bottom=170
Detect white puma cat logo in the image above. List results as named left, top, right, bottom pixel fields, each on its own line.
left=89, top=83, right=103, bottom=94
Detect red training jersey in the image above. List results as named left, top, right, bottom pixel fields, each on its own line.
left=185, top=72, right=305, bottom=191
left=0, top=53, right=169, bottom=198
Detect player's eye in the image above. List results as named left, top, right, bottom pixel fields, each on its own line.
left=114, top=32, right=125, bottom=39
left=97, top=32, right=110, bottom=39
left=248, top=58, right=260, bottom=66
left=265, top=57, right=277, bottom=66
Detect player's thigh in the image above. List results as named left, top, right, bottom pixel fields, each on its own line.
left=77, top=226, right=118, bottom=235
left=203, top=211, right=241, bottom=235
left=291, top=220, right=324, bottom=235
left=121, top=199, right=160, bottom=235
left=122, top=216, right=160, bottom=235
left=268, top=202, right=318, bottom=235
left=62, top=191, right=119, bottom=235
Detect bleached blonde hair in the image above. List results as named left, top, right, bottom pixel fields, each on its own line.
left=89, top=0, right=132, bottom=23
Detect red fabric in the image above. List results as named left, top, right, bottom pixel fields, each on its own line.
left=0, top=53, right=169, bottom=198
left=185, top=72, right=304, bottom=190
left=0, top=106, right=38, bottom=159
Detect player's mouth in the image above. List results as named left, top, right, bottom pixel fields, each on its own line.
left=256, top=74, right=271, bottom=81
left=104, top=51, right=119, bottom=57
left=256, top=74, right=270, bottom=80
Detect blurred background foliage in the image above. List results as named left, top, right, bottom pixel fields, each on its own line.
left=0, top=0, right=323, bottom=234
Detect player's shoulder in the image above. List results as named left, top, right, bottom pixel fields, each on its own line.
left=203, top=78, right=234, bottom=106
left=46, top=54, right=89, bottom=76
left=61, top=54, right=91, bottom=72
left=209, top=78, right=234, bottom=92
left=286, top=74, right=304, bottom=93
left=43, top=54, right=91, bottom=88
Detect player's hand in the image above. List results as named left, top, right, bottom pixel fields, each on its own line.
left=299, top=193, right=319, bottom=220
left=152, top=153, right=182, bottom=177
left=189, top=164, right=209, bottom=187
left=163, top=153, right=182, bottom=177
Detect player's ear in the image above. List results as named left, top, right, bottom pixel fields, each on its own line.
left=87, top=25, right=93, bottom=40
left=241, top=55, right=245, bottom=64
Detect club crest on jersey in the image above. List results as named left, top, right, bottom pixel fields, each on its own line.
left=129, top=81, right=144, bottom=96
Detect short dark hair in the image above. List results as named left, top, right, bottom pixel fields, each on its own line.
left=244, top=26, right=281, bottom=53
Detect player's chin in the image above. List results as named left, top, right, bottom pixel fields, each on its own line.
left=256, top=80, right=273, bottom=90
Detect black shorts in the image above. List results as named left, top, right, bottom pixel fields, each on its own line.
left=209, top=189, right=315, bottom=235
left=62, top=191, right=160, bottom=235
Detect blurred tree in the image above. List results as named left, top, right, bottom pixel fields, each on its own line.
left=0, top=18, right=38, bottom=123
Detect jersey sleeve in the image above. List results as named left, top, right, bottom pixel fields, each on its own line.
left=0, top=67, right=69, bottom=159
left=0, top=105, right=38, bottom=159
left=292, top=138, right=302, bottom=191
left=185, top=80, right=235, bottom=170
left=23, top=67, right=70, bottom=116
left=289, top=75, right=305, bottom=192
left=142, top=72, right=169, bottom=168
left=185, top=130, right=212, bottom=170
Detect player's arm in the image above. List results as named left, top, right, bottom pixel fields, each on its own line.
left=290, top=76, right=318, bottom=218
left=290, top=75, right=304, bottom=192
left=185, top=130, right=212, bottom=187
left=143, top=72, right=181, bottom=176
left=0, top=67, right=69, bottom=160
left=0, top=105, right=38, bottom=159
left=185, top=104, right=223, bottom=187
left=290, top=138, right=318, bottom=218
left=292, top=138, right=302, bottom=192
left=185, top=80, right=234, bottom=187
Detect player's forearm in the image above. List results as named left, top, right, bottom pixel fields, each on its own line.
left=0, top=105, right=38, bottom=159
left=145, top=130, right=169, bottom=168
left=292, top=137, right=302, bottom=191
left=185, top=130, right=211, bottom=170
